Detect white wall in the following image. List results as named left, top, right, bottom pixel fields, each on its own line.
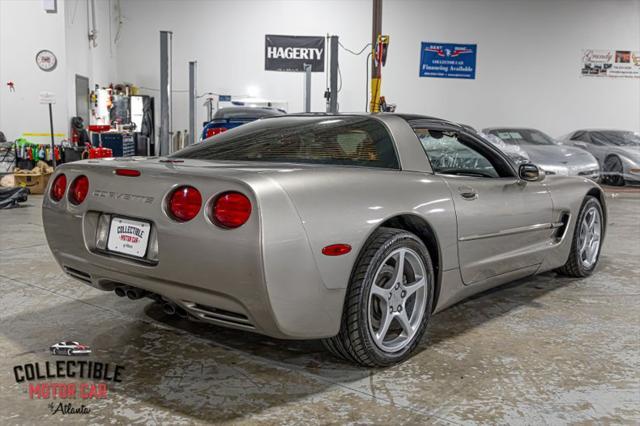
left=2, top=0, right=639, bottom=142
left=383, top=0, right=640, bottom=136
left=64, top=0, right=118, bottom=121
left=0, top=0, right=68, bottom=143
left=0, top=0, right=117, bottom=143
left=116, top=0, right=374, bottom=135
left=115, top=0, right=640, bottom=137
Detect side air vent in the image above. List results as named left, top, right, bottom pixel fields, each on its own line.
left=554, top=212, right=571, bottom=241
left=183, top=301, right=254, bottom=328
left=63, top=266, right=92, bottom=284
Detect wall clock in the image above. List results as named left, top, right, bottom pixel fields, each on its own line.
left=36, top=49, right=57, bottom=72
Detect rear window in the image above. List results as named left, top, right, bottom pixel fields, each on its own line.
left=173, top=116, right=399, bottom=169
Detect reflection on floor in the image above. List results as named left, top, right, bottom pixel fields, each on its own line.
left=1, top=191, right=638, bottom=424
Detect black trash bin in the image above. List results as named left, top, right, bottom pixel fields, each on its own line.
left=63, top=146, right=84, bottom=163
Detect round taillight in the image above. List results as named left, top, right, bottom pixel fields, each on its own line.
left=50, top=174, right=67, bottom=201
left=69, top=175, right=89, bottom=205
left=212, top=192, right=251, bottom=229
left=168, top=186, right=202, bottom=222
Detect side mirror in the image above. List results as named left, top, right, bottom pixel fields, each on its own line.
left=519, top=163, right=545, bottom=182
left=573, top=141, right=587, bottom=148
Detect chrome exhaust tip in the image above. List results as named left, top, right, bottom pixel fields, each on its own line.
left=114, top=287, right=126, bottom=297
left=162, top=302, right=176, bottom=315
left=126, top=288, right=146, bottom=300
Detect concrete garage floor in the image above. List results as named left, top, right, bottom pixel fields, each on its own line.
left=1, top=189, right=639, bottom=424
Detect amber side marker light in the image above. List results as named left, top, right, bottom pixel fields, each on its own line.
left=322, top=244, right=352, bottom=256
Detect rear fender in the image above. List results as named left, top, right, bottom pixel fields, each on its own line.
left=267, top=169, right=458, bottom=291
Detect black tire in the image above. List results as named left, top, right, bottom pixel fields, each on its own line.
left=322, top=227, right=434, bottom=367
left=66, top=348, right=73, bottom=356
left=603, top=155, right=625, bottom=186
left=556, top=196, right=604, bottom=277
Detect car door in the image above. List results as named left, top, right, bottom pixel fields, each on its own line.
left=413, top=126, right=555, bottom=284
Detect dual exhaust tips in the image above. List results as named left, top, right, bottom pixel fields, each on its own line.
left=113, top=285, right=189, bottom=318
left=114, top=285, right=146, bottom=300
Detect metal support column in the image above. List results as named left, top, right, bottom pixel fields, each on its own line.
left=188, top=60, right=197, bottom=145
left=369, top=0, right=382, bottom=112
left=48, top=104, right=56, bottom=167
left=329, top=35, right=339, bottom=113
left=303, top=63, right=312, bottom=112
left=159, top=30, right=173, bottom=155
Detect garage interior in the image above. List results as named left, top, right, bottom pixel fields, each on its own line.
left=1, top=0, right=639, bottom=424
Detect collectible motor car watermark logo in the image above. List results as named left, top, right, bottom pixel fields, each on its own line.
left=49, top=341, right=92, bottom=356
left=11, top=341, right=125, bottom=416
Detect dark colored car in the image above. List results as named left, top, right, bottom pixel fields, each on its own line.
left=201, top=107, right=285, bottom=140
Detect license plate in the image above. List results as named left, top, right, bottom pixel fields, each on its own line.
left=107, top=217, right=151, bottom=258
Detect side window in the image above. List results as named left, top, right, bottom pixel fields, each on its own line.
left=572, top=131, right=590, bottom=143
left=415, top=129, right=499, bottom=178
left=586, top=132, right=607, bottom=146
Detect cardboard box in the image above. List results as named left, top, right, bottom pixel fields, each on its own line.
left=13, top=172, right=52, bottom=194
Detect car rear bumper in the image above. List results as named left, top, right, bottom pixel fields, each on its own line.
left=42, top=165, right=346, bottom=340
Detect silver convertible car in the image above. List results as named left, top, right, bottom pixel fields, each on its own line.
left=43, top=114, right=606, bottom=366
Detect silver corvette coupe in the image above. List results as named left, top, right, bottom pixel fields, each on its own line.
left=560, top=129, right=640, bottom=186
left=483, top=127, right=600, bottom=180
left=43, top=114, right=606, bottom=366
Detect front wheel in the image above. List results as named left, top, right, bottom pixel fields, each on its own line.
left=556, top=196, right=604, bottom=277
left=323, top=227, right=434, bottom=366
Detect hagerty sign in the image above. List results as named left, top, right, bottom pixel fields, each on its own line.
left=265, top=34, right=325, bottom=72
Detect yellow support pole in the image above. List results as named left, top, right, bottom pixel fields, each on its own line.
left=370, top=77, right=381, bottom=113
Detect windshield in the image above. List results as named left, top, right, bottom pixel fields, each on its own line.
left=213, top=107, right=285, bottom=119
left=478, top=131, right=530, bottom=164
left=591, top=131, right=640, bottom=146
left=173, top=116, right=399, bottom=169
left=490, top=129, right=557, bottom=146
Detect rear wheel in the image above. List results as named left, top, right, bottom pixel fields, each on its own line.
left=603, top=155, right=625, bottom=186
left=556, top=196, right=603, bottom=277
left=323, top=227, right=434, bottom=366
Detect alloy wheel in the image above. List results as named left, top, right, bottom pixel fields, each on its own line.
left=367, top=247, right=428, bottom=353
left=578, top=206, right=602, bottom=269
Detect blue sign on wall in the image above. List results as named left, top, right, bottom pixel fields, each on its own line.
left=419, top=42, right=477, bottom=79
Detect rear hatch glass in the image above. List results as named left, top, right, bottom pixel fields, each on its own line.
left=173, top=116, right=399, bottom=169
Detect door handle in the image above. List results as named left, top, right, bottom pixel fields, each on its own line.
left=458, top=186, right=477, bottom=200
